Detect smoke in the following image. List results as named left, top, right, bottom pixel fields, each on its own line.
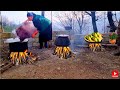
left=68, top=30, right=88, bottom=53
left=11, top=29, right=18, bottom=38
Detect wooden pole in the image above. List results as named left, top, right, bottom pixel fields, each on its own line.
left=0, top=11, right=2, bottom=30
left=41, top=11, right=45, bottom=17
left=51, top=11, right=52, bottom=26
left=104, top=11, right=106, bottom=33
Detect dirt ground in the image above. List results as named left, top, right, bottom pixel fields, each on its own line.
left=0, top=46, right=120, bottom=79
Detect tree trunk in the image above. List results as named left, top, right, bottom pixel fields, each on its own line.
left=0, top=11, right=2, bottom=30
left=117, top=20, right=120, bottom=46
left=91, top=11, right=98, bottom=32
left=79, top=25, right=82, bottom=34
left=114, top=19, right=120, bottom=56
left=107, top=11, right=117, bottom=32
left=77, top=18, right=82, bottom=34
left=80, top=12, right=84, bottom=34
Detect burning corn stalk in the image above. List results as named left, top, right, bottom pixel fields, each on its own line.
left=89, top=43, right=101, bottom=51
left=53, top=46, right=72, bottom=59
left=9, top=50, right=33, bottom=65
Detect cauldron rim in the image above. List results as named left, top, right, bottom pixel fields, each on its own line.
left=4, top=38, right=28, bottom=43
left=9, top=41, right=28, bottom=52
left=56, top=34, right=69, bottom=37
left=55, top=35, right=70, bottom=46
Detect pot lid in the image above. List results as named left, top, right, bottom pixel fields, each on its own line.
left=56, top=34, right=69, bottom=37
left=4, top=37, right=28, bottom=43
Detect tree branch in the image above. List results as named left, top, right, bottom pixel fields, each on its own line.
left=64, top=12, right=72, bottom=27
left=96, top=18, right=98, bottom=21
left=85, top=11, right=92, bottom=16
left=57, top=14, right=66, bottom=27
left=114, top=11, right=119, bottom=23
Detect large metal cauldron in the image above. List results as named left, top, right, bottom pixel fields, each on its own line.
left=4, top=38, right=28, bottom=52
left=54, top=35, right=70, bottom=46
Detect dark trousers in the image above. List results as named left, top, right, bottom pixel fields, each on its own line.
left=40, top=41, right=48, bottom=49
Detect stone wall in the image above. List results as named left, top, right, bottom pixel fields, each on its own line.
left=0, top=31, right=69, bottom=50
left=0, top=31, right=12, bottom=60
left=0, top=32, right=11, bottom=48
left=30, top=31, right=69, bottom=48
left=0, top=31, right=110, bottom=49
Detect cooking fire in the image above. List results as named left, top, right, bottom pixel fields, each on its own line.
left=9, top=49, right=35, bottom=65
left=4, top=38, right=37, bottom=65
left=53, top=46, right=72, bottom=59
left=89, top=43, right=101, bottom=51
left=53, top=35, right=72, bottom=59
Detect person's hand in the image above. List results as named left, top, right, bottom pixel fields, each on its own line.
left=32, top=30, right=39, bottom=38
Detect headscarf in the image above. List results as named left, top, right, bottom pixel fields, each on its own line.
left=27, top=12, right=34, bottom=17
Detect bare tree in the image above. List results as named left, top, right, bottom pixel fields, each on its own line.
left=72, top=11, right=84, bottom=34
left=0, top=15, right=18, bottom=32
left=114, top=19, right=120, bottom=56
left=117, top=19, right=120, bottom=46
left=1, top=15, right=10, bottom=26
left=0, top=11, right=2, bottom=30
left=107, top=11, right=117, bottom=32
left=55, top=11, right=86, bottom=34
left=64, top=12, right=72, bottom=28
left=85, top=11, right=98, bottom=32
left=55, top=11, right=72, bottom=28
left=114, top=11, right=119, bottom=24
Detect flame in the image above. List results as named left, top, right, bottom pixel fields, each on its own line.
left=89, top=43, right=101, bottom=51
left=9, top=49, right=33, bottom=65
left=53, top=46, right=72, bottom=59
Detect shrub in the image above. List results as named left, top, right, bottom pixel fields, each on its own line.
left=109, top=32, right=118, bottom=40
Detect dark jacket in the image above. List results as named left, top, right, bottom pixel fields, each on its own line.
left=32, top=13, right=52, bottom=42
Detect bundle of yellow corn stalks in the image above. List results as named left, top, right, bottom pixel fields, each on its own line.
left=89, top=43, right=101, bottom=52
left=84, top=32, right=103, bottom=52
left=53, top=46, right=72, bottom=59
left=9, top=50, right=36, bottom=65
left=84, top=32, right=103, bottom=42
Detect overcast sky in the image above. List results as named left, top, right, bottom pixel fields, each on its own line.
left=1, top=11, right=120, bottom=32
left=1, top=11, right=60, bottom=25
left=1, top=11, right=43, bottom=24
